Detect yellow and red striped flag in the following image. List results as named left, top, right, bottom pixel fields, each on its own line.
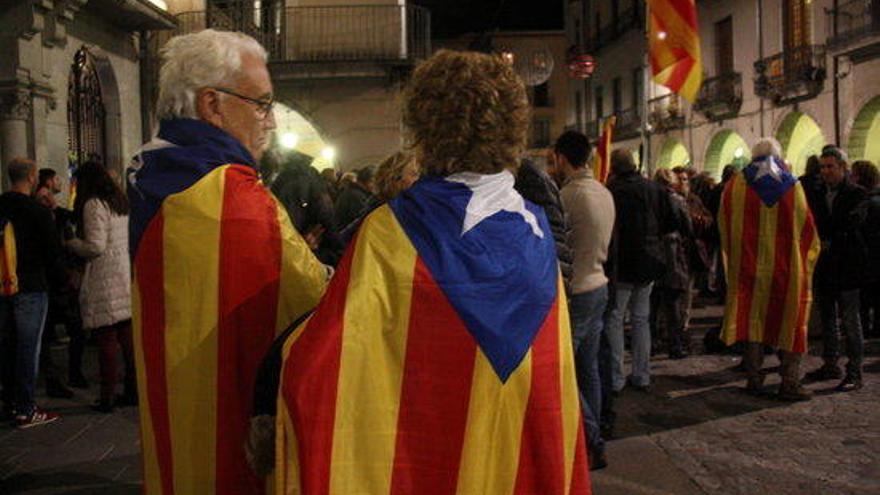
left=276, top=173, right=591, bottom=494
left=648, top=0, right=703, bottom=102
left=129, top=119, right=328, bottom=494
left=718, top=156, right=820, bottom=353
left=592, top=116, right=615, bottom=183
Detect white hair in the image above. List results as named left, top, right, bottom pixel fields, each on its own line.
left=752, top=137, right=782, bottom=159
left=156, top=29, right=267, bottom=120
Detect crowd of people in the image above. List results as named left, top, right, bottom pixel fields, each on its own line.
left=0, top=27, right=877, bottom=495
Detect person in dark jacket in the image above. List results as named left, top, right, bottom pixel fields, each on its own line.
left=271, top=152, right=344, bottom=266
left=334, top=166, right=377, bottom=231
left=0, top=158, right=64, bottom=428
left=605, top=149, right=676, bottom=392
left=805, top=146, right=867, bottom=391
left=515, top=156, right=573, bottom=294
left=851, top=160, right=880, bottom=339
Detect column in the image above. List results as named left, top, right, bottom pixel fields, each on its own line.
left=0, top=90, right=33, bottom=191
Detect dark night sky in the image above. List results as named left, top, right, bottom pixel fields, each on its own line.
left=413, top=0, right=564, bottom=39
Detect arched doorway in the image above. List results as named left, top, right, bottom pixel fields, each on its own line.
left=272, top=103, right=334, bottom=170
left=776, top=111, right=825, bottom=176
left=704, top=130, right=750, bottom=180
left=656, top=138, right=690, bottom=170
left=67, top=46, right=106, bottom=169
left=847, top=96, right=880, bottom=165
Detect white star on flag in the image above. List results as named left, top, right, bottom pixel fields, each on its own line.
left=754, top=156, right=784, bottom=182
left=446, top=170, right=545, bottom=238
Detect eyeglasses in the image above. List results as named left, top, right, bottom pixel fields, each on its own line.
left=212, top=87, right=275, bottom=120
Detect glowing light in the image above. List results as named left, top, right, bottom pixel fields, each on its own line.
left=321, top=147, right=336, bottom=161
left=734, top=147, right=744, bottom=158
left=501, top=51, right=515, bottom=65
left=280, top=132, right=299, bottom=149
left=147, top=0, right=168, bottom=10
left=657, top=31, right=668, bottom=41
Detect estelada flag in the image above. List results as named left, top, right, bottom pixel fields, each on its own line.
left=128, top=118, right=328, bottom=495
left=276, top=171, right=591, bottom=494
left=648, top=0, right=703, bottom=102
left=718, top=156, right=820, bottom=353
left=592, top=116, right=615, bottom=183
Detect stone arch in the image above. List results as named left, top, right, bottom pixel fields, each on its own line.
left=703, top=130, right=750, bottom=180
left=656, top=137, right=690, bottom=170
left=775, top=111, right=825, bottom=176
left=847, top=95, right=880, bottom=165
left=272, top=102, right=335, bottom=170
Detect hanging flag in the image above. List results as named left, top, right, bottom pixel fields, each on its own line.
left=276, top=172, right=591, bottom=494
left=128, top=118, right=328, bottom=495
left=592, top=116, right=616, bottom=183
left=648, top=0, right=703, bottom=102
left=718, top=155, right=820, bottom=353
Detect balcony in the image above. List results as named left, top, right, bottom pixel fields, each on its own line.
left=150, top=4, right=431, bottom=80
left=613, top=108, right=641, bottom=141
left=826, top=0, right=880, bottom=62
left=754, top=45, right=827, bottom=106
left=694, top=72, right=743, bottom=121
left=648, top=93, right=685, bottom=132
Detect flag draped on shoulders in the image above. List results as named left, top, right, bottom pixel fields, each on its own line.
left=718, top=156, right=820, bottom=353
left=128, top=118, right=327, bottom=495
left=275, top=171, right=591, bottom=495
left=648, top=0, right=703, bottom=101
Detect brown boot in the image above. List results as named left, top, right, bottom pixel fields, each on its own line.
left=778, top=351, right=812, bottom=402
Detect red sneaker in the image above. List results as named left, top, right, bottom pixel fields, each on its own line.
left=16, top=409, right=60, bottom=429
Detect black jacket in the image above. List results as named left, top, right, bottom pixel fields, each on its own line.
left=855, top=189, right=880, bottom=286
left=0, top=191, right=63, bottom=293
left=606, top=171, right=677, bottom=284
left=334, top=182, right=375, bottom=234
left=813, top=179, right=867, bottom=291
left=515, top=160, right=573, bottom=294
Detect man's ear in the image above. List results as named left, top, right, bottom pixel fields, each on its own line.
left=196, top=88, right=223, bottom=127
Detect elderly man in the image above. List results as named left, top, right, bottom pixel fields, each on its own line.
left=274, top=50, right=591, bottom=494
left=127, top=30, right=328, bottom=494
left=719, top=138, right=820, bottom=401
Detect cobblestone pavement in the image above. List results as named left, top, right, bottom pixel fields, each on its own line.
left=1, top=305, right=879, bottom=494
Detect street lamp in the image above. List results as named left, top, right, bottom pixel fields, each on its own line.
left=321, top=147, right=336, bottom=161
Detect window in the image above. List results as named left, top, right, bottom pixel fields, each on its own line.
left=612, top=77, right=622, bottom=114
left=715, top=16, right=734, bottom=75
left=631, top=68, right=643, bottom=113
left=783, top=0, right=812, bottom=50
left=595, top=85, right=604, bottom=118
left=533, top=83, right=551, bottom=108
left=531, top=119, right=552, bottom=148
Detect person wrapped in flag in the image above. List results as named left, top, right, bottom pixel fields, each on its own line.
left=719, top=138, right=820, bottom=401
left=128, top=30, right=329, bottom=494
left=275, top=50, right=591, bottom=495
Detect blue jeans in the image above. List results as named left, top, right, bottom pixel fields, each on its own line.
left=819, top=289, right=863, bottom=376
left=0, top=292, right=49, bottom=415
left=606, top=282, right=654, bottom=390
left=569, top=284, right=608, bottom=455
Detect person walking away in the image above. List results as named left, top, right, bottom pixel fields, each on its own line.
left=0, top=158, right=64, bottom=428
left=64, top=161, right=135, bottom=412
left=555, top=130, right=615, bottom=470
left=719, top=139, right=819, bottom=401
left=605, top=149, right=676, bottom=393
left=804, top=146, right=868, bottom=392
left=127, top=29, right=330, bottom=494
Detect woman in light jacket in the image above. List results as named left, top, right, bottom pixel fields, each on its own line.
left=66, top=161, right=135, bottom=412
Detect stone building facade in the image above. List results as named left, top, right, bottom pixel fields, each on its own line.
left=565, top=0, right=880, bottom=178
left=0, top=0, right=174, bottom=192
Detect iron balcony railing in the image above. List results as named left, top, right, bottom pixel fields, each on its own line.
left=826, top=0, right=880, bottom=50
left=694, top=72, right=743, bottom=121
left=648, top=93, right=685, bottom=132
left=163, top=4, right=431, bottom=65
left=754, top=45, right=827, bottom=104
left=613, top=108, right=641, bottom=141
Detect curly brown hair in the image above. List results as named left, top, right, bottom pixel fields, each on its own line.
left=402, top=50, right=530, bottom=176
left=374, top=151, right=418, bottom=201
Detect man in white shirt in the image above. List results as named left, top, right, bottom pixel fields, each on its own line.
left=554, top=131, right=616, bottom=470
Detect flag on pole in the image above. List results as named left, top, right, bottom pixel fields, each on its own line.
left=592, top=116, right=615, bottom=183
left=718, top=156, right=820, bottom=353
left=648, top=0, right=703, bottom=102
left=276, top=173, right=591, bottom=494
